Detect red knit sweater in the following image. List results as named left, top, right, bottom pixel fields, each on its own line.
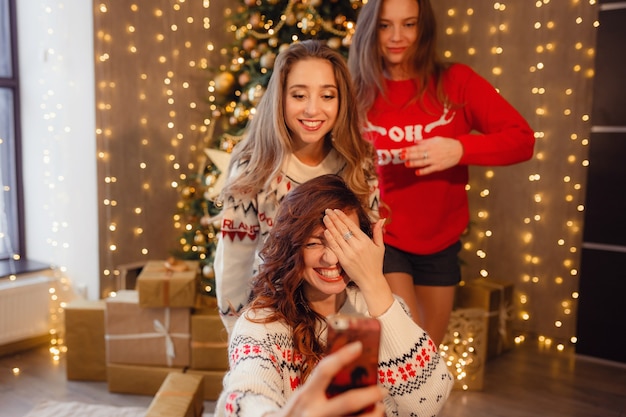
left=365, top=63, right=535, bottom=254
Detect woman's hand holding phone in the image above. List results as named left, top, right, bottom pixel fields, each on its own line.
left=325, top=315, right=382, bottom=416
left=267, top=341, right=385, bottom=417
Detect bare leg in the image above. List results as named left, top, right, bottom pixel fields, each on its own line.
left=384, top=272, right=423, bottom=325
left=413, top=285, right=456, bottom=347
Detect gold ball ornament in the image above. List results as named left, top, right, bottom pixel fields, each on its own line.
left=213, top=72, right=235, bottom=95
left=244, top=0, right=256, bottom=6
left=233, top=104, right=249, bottom=123
left=205, top=173, right=217, bottom=187
left=194, top=232, right=206, bottom=245
left=256, top=42, right=269, bottom=54
left=247, top=84, right=265, bottom=106
left=327, top=37, right=342, bottom=50
left=260, top=51, right=276, bottom=69
left=242, top=37, right=257, bottom=52
left=286, top=13, right=297, bottom=26
left=238, top=71, right=251, bottom=87
left=334, top=15, right=347, bottom=26
left=203, top=264, right=215, bottom=279
left=250, top=12, right=262, bottom=27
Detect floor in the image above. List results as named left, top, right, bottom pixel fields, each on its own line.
left=1, top=339, right=625, bottom=417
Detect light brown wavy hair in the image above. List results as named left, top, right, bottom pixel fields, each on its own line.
left=218, top=40, right=377, bottom=213
left=348, top=0, right=453, bottom=116
left=246, top=174, right=373, bottom=382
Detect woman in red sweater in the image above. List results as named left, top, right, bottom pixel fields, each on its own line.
left=348, top=0, right=535, bottom=346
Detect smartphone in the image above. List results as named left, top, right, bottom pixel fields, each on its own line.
left=325, top=314, right=381, bottom=415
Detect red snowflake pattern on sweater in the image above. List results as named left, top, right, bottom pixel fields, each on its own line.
left=378, top=339, right=438, bottom=386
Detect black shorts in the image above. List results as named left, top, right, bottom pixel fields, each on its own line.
left=383, top=241, right=462, bottom=286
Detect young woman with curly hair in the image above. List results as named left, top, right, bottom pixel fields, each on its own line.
left=215, top=175, right=452, bottom=417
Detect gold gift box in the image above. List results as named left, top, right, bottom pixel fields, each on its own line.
left=146, top=372, right=204, bottom=417
left=107, top=363, right=184, bottom=396
left=190, top=314, right=229, bottom=370
left=65, top=299, right=107, bottom=381
left=440, top=308, right=488, bottom=391
left=137, top=260, right=199, bottom=308
left=186, top=369, right=227, bottom=401
left=105, top=290, right=190, bottom=367
left=456, top=278, right=514, bottom=359
left=193, top=293, right=219, bottom=315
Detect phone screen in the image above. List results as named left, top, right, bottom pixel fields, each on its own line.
left=325, top=314, right=381, bottom=415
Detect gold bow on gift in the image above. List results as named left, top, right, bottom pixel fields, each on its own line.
left=164, top=257, right=190, bottom=273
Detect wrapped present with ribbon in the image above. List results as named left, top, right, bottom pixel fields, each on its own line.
left=146, top=372, right=204, bottom=417
left=440, top=308, right=488, bottom=390
left=456, top=278, right=515, bottom=359
left=137, top=259, right=199, bottom=308
left=190, top=313, right=229, bottom=370
left=105, top=290, right=191, bottom=367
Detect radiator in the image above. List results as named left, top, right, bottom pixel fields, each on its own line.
left=0, top=273, right=54, bottom=346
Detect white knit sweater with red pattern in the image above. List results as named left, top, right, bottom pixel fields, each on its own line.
left=215, top=287, right=453, bottom=417
left=214, top=150, right=380, bottom=335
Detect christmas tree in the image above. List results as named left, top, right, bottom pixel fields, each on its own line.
left=174, top=0, right=364, bottom=297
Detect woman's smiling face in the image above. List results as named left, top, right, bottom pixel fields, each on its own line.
left=301, top=211, right=359, bottom=302
left=284, top=58, right=339, bottom=150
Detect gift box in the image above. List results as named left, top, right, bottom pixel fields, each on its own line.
left=193, top=293, right=219, bottom=315
left=137, top=260, right=199, bottom=308
left=190, top=314, right=229, bottom=370
left=107, top=363, right=184, bottom=396
left=65, top=299, right=107, bottom=381
left=185, top=369, right=227, bottom=401
left=146, top=372, right=204, bottom=417
left=105, top=290, right=190, bottom=367
left=456, top=278, right=514, bottom=359
left=440, top=308, right=488, bottom=391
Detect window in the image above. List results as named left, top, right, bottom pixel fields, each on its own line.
left=0, top=0, right=23, bottom=261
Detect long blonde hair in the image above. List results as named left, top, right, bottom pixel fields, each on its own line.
left=218, top=40, right=377, bottom=209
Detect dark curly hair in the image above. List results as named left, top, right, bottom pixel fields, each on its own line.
left=246, top=174, right=373, bottom=381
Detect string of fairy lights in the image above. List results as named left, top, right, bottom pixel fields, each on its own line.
left=434, top=0, right=597, bottom=372
left=94, top=1, right=217, bottom=296
left=7, top=0, right=597, bottom=382
left=430, top=1, right=598, bottom=387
